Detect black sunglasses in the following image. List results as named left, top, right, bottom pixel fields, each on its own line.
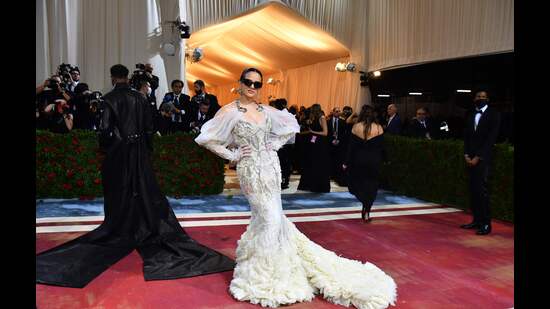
left=240, top=78, right=262, bottom=89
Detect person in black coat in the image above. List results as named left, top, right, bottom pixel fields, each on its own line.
left=191, top=80, right=220, bottom=119
left=298, top=104, right=331, bottom=193
left=36, top=64, right=234, bottom=288
left=327, top=107, right=347, bottom=184
left=461, top=90, right=501, bottom=235
left=406, top=107, right=437, bottom=139
left=188, top=100, right=213, bottom=133
left=385, top=103, right=402, bottom=135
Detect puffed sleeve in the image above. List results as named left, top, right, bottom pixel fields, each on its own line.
left=194, top=102, right=241, bottom=162
left=265, top=105, right=300, bottom=151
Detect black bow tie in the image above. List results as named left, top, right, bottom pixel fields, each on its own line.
left=475, top=109, right=483, bottom=114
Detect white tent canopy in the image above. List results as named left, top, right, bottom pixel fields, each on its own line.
left=186, top=2, right=350, bottom=87
left=36, top=0, right=514, bottom=111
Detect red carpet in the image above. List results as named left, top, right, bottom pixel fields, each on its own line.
left=36, top=211, right=514, bottom=309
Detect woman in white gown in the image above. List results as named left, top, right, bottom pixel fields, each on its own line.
left=195, top=68, right=397, bottom=309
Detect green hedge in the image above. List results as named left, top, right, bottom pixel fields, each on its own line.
left=36, top=130, right=225, bottom=199
left=380, top=135, right=514, bottom=222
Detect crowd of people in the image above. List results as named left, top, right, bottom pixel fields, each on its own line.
left=35, top=64, right=500, bottom=236
left=35, top=63, right=221, bottom=137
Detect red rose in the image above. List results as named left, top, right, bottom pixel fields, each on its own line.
left=93, top=178, right=101, bottom=185
left=66, top=170, right=74, bottom=178
left=47, top=172, right=56, bottom=180
left=63, top=183, right=72, bottom=190
left=76, top=179, right=85, bottom=187
left=72, top=138, right=79, bottom=145
left=43, top=147, right=50, bottom=153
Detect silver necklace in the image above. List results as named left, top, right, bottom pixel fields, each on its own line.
left=236, top=99, right=263, bottom=113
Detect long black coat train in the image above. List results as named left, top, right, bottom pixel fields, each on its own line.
left=36, top=83, right=234, bottom=288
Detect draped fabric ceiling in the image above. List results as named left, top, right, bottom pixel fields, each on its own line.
left=185, top=1, right=352, bottom=109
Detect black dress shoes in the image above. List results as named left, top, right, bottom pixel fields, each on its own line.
left=460, top=222, right=479, bottom=229
left=476, top=224, right=492, bottom=235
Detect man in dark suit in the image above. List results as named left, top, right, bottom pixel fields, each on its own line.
left=188, top=100, right=213, bottom=133
left=461, top=90, right=501, bottom=235
left=385, top=103, right=402, bottom=135
left=191, top=80, right=220, bottom=119
left=407, top=107, right=436, bottom=139
left=327, top=107, right=347, bottom=184
left=161, top=79, right=190, bottom=132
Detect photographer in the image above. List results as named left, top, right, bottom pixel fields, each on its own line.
left=72, top=83, right=103, bottom=130
left=191, top=80, right=219, bottom=119
left=69, top=67, right=81, bottom=92
left=131, top=65, right=158, bottom=118
left=42, top=99, right=74, bottom=133
left=144, top=63, right=159, bottom=103
left=57, top=63, right=77, bottom=96
left=189, top=100, right=212, bottom=134
left=162, top=80, right=190, bottom=132
left=157, top=101, right=177, bottom=135
left=36, top=75, right=72, bottom=102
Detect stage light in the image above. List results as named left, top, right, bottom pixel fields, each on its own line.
left=163, top=42, right=176, bottom=56
left=409, top=92, right=422, bottom=96
left=335, top=62, right=347, bottom=72
left=373, top=71, right=381, bottom=77
left=346, top=63, right=356, bottom=72
left=377, top=94, right=390, bottom=97
left=456, top=89, right=471, bottom=93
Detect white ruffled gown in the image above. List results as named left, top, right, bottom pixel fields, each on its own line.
left=195, top=102, right=397, bottom=309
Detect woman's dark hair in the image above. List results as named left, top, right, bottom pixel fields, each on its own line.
left=288, top=105, right=297, bottom=115
left=357, top=104, right=379, bottom=138
left=308, top=103, right=324, bottom=124
left=273, top=98, right=287, bottom=110
left=239, top=68, right=263, bottom=82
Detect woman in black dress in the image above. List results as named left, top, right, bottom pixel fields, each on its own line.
left=343, top=105, right=385, bottom=222
left=298, top=104, right=331, bottom=192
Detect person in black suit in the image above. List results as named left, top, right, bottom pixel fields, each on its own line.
left=189, top=100, right=213, bottom=133
left=406, top=107, right=436, bottom=139
left=461, top=90, right=501, bottom=235
left=161, top=80, right=191, bottom=132
left=36, top=64, right=234, bottom=288
left=327, top=107, right=347, bottom=184
left=385, top=103, right=402, bottom=135
left=191, top=80, right=220, bottom=119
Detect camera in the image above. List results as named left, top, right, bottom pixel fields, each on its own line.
left=53, top=99, right=70, bottom=115
left=57, top=63, right=74, bottom=85
left=130, top=64, right=153, bottom=90
left=160, top=102, right=177, bottom=116
left=88, top=91, right=104, bottom=113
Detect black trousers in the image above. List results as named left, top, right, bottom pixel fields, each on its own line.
left=278, top=144, right=293, bottom=185
left=469, top=161, right=491, bottom=225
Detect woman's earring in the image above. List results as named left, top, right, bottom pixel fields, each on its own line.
left=237, top=88, right=243, bottom=95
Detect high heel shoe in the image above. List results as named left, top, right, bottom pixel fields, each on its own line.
left=361, top=207, right=373, bottom=223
